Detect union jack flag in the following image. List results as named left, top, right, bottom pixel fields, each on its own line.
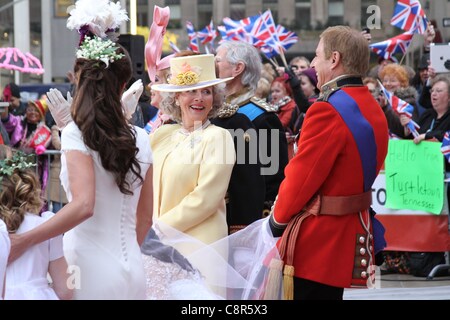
left=197, top=20, right=218, bottom=45
left=276, top=24, right=298, bottom=51
left=244, top=10, right=281, bottom=52
left=222, top=14, right=259, bottom=41
left=186, top=21, right=199, bottom=53
left=260, top=45, right=278, bottom=59
left=441, top=131, right=450, bottom=163
left=260, top=9, right=278, bottom=36
left=391, top=0, right=428, bottom=34
left=217, top=25, right=229, bottom=43
left=369, top=32, right=413, bottom=60
left=379, top=81, right=420, bottom=137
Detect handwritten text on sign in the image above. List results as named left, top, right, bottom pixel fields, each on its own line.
left=385, top=140, right=444, bottom=214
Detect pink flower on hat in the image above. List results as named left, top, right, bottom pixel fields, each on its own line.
left=169, top=63, right=202, bottom=86
left=180, top=63, right=192, bottom=73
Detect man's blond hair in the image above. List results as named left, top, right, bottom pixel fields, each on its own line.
left=320, top=26, right=370, bottom=76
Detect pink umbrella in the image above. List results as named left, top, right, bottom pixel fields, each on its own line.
left=0, top=47, right=44, bottom=74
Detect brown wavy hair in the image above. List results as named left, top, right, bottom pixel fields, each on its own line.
left=0, top=169, right=43, bottom=233
left=71, top=45, right=142, bottom=195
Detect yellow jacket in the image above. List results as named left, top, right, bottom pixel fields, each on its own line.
left=150, top=123, right=235, bottom=245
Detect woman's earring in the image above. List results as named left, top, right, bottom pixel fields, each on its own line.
left=175, top=100, right=180, bottom=106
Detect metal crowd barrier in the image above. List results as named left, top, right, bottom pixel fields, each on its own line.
left=35, top=150, right=66, bottom=213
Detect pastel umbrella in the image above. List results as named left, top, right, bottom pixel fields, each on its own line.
left=0, top=47, right=44, bottom=74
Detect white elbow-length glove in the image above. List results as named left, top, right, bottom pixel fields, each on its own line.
left=47, top=79, right=144, bottom=128
left=46, top=88, right=73, bottom=130
left=121, top=79, right=144, bottom=120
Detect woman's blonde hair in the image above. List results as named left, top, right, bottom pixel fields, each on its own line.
left=0, top=168, right=42, bottom=233
left=255, top=77, right=272, bottom=100
left=159, top=83, right=226, bottom=123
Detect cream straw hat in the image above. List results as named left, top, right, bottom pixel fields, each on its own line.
left=151, top=54, right=233, bottom=92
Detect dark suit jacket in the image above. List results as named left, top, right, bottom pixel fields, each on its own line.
left=212, top=113, right=265, bottom=234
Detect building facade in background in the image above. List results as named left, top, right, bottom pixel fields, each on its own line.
left=0, top=0, right=448, bottom=85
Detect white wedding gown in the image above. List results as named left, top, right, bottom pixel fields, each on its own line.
left=0, top=219, right=10, bottom=300
left=60, top=122, right=152, bottom=300
left=141, top=219, right=282, bottom=300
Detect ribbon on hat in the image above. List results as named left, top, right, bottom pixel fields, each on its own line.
left=146, top=6, right=175, bottom=83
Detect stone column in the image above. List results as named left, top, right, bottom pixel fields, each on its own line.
left=278, top=0, right=296, bottom=27
left=120, top=0, right=127, bottom=34
left=428, top=0, right=449, bottom=42
left=213, top=0, right=230, bottom=22
left=41, top=0, right=52, bottom=83
left=181, top=0, right=198, bottom=27
left=344, top=0, right=361, bottom=29
left=14, top=0, right=30, bottom=83
left=378, top=0, right=395, bottom=36
left=246, top=0, right=263, bottom=17
left=311, top=0, right=327, bottom=29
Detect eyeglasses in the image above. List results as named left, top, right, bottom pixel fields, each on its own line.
left=26, top=108, right=39, bottom=113
left=430, top=88, right=448, bottom=94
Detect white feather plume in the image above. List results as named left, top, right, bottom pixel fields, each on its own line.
left=66, top=0, right=128, bottom=39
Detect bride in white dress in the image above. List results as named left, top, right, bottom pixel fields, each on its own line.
left=0, top=219, right=9, bottom=300
left=8, top=37, right=153, bottom=300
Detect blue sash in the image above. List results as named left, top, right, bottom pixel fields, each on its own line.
left=328, top=90, right=377, bottom=192
left=328, top=90, right=386, bottom=253
left=237, top=102, right=265, bottom=122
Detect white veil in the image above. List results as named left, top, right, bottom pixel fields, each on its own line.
left=141, top=217, right=283, bottom=300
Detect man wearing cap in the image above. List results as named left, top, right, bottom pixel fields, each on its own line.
left=269, top=26, right=389, bottom=300
left=215, top=41, right=289, bottom=219
left=2, top=82, right=26, bottom=116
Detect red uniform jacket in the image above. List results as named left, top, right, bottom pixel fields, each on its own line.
left=272, top=80, right=389, bottom=288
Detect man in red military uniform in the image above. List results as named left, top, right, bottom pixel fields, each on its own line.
left=269, top=26, right=389, bottom=300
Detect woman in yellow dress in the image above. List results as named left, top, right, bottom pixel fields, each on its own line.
left=144, top=54, right=236, bottom=298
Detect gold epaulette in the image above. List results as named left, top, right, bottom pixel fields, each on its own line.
left=249, top=97, right=278, bottom=113
left=318, top=75, right=364, bottom=102
left=318, top=86, right=339, bottom=102
left=217, top=103, right=239, bottom=118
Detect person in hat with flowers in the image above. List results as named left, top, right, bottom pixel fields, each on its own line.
left=150, top=53, right=235, bottom=244
left=147, top=53, right=235, bottom=296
